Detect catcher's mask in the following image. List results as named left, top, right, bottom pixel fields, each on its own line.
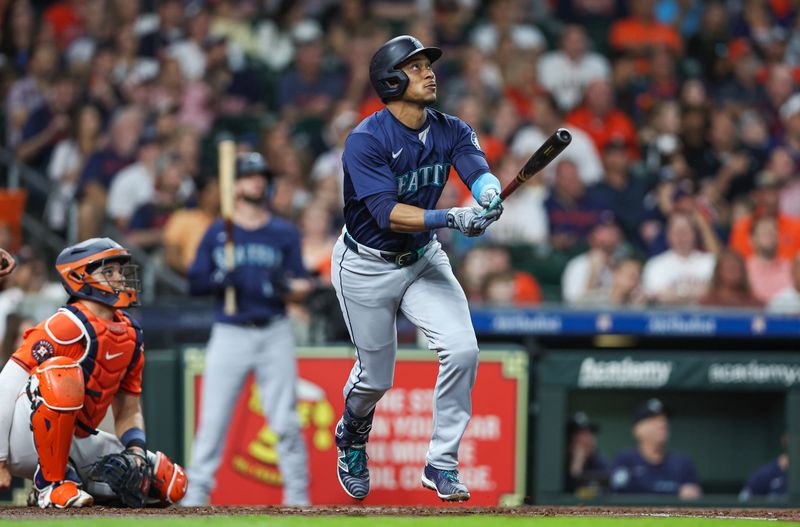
left=56, top=238, right=141, bottom=308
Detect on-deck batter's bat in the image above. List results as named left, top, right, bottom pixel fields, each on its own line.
left=218, top=139, right=237, bottom=315
left=483, top=128, right=572, bottom=213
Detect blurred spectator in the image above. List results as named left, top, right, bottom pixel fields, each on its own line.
left=761, top=64, right=796, bottom=140
left=106, top=130, right=163, bottom=231
left=642, top=211, right=716, bottom=305
left=310, top=101, right=358, bottom=208
left=469, top=0, right=545, bottom=57
left=609, top=398, right=701, bottom=500
left=76, top=105, right=142, bottom=240
left=15, top=76, right=77, bottom=174
left=277, top=20, right=345, bottom=124
left=768, top=147, right=800, bottom=218
left=4, top=41, right=58, bottom=148
left=433, top=0, right=474, bottom=56
left=745, top=216, right=792, bottom=304
left=169, top=5, right=212, bottom=81
left=0, top=0, right=38, bottom=75
left=163, top=177, right=220, bottom=275
left=42, top=0, right=87, bottom=50
left=545, top=159, right=604, bottom=254
left=538, top=24, right=611, bottom=113
left=566, top=79, right=639, bottom=159
left=767, top=253, right=800, bottom=314
left=299, top=201, right=337, bottom=286
left=64, top=0, right=116, bottom=70
left=138, top=0, right=185, bottom=58
left=151, top=56, right=214, bottom=135
left=739, top=434, right=788, bottom=502
left=439, top=46, right=503, bottom=114
left=126, top=153, right=194, bottom=251
left=780, top=93, right=800, bottom=162
left=208, top=0, right=259, bottom=67
left=46, top=103, right=105, bottom=233
left=685, top=2, right=730, bottom=84
left=565, top=411, right=609, bottom=495
left=609, top=0, right=682, bottom=70
left=325, top=0, right=376, bottom=63
left=714, top=38, right=762, bottom=110
left=608, top=256, right=647, bottom=307
left=482, top=269, right=542, bottom=307
left=730, top=171, right=800, bottom=260
left=0, top=312, right=35, bottom=367
left=562, top=213, right=627, bottom=306
left=591, top=138, right=651, bottom=248
left=482, top=154, right=548, bottom=246
left=459, top=244, right=541, bottom=305
left=253, top=0, right=305, bottom=71
left=511, top=93, right=603, bottom=185
left=700, top=249, right=763, bottom=308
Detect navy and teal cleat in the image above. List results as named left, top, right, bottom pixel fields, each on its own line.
left=336, top=444, right=370, bottom=500
left=421, top=464, right=470, bottom=502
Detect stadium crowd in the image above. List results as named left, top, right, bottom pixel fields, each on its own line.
left=2, top=0, right=800, bottom=353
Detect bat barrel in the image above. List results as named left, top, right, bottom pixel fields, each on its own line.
left=556, top=128, right=572, bottom=144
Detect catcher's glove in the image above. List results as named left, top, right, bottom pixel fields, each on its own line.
left=87, top=449, right=152, bottom=508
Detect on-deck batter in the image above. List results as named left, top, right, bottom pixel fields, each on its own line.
left=332, top=35, right=504, bottom=502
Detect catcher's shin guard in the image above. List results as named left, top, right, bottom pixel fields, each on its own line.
left=151, top=451, right=188, bottom=504
left=28, top=357, right=85, bottom=483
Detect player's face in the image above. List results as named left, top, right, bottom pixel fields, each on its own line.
left=236, top=173, right=268, bottom=201
left=400, top=55, right=436, bottom=105
left=92, top=261, right=125, bottom=291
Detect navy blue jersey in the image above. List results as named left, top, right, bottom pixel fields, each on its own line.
left=187, top=217, right=308, bottom=324
left=342, top=107, right=489, bottom=251
left=740, top=458, right=787, bottom=499
left=609, top=448, right=699, bottom=495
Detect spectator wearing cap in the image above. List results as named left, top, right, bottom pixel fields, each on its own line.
left=609, top=398, right=701, bottom=500
left=277, top=20, right=346, bottom=123
left=565, top=411, right=610, bottom=494
left=566, top=79, right=639, bottom=160
left=729, top=170, right=800, bottom=261
left=642, top=211, right=716, bottom=305
left=562, top=212, right=628, bottom=306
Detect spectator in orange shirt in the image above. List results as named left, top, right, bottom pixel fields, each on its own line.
left=730, top=171, right=800, bottom=260
left=163, top=177, right=220, bottom=275
left=566, top=79, right=639, bottom=159
left=609, top=0, right=682, bottom=72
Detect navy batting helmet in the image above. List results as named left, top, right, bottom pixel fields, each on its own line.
left=235, top=152, right=271, bottom=179
left=369, top=35, right=442, bottom=102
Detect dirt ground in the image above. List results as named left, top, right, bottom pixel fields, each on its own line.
left=1, top=506, right=799, bottom=521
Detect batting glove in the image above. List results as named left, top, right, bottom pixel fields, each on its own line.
left=447, top=207, right=501, bottom=237
left=478, top=187, right=504, bottom=220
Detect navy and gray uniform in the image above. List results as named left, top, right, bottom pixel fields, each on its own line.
left=609, top=448, right=699, bottom=494
left=332, top=106, right=489, bottom=470
left=183, top=218, right=309, bottom=506
left=739, top=458, right=787, bottom=501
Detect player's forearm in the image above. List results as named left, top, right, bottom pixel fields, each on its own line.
left=112, top=393, right=146, bottom=441
left=388, top=203, right=429, bottom=232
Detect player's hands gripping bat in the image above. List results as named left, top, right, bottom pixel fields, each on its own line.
left=218, top=140, right=237, bottom=315
left=482, top=128, right=572, bottom=215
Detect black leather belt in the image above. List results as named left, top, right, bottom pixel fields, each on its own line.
left=344, top=232, right=426, bottom=268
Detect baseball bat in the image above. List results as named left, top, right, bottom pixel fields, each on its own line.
left=484, top=128, right=572, bottom=213
left=218, top=140, right=237, bottom=315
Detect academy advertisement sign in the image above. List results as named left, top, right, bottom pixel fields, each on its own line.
left=183, top=347, right=528, bottom=506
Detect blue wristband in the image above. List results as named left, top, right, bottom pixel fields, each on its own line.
left=471, top=172, right=501, bottom=203
left=423, top=209, right=449, bottom=229
left=121, top=427, right=147, bottom=451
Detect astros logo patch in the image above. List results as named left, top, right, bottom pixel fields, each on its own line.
left=31, top=339, right=55, bottom=364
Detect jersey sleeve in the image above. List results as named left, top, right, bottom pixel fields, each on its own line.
left=187, top=223, right=223, bottom=296
left=10, top=313, right=86, bottom=372
left=342, top=133, right=398, bottom=200
left=448, top=117, right=490, bottom=189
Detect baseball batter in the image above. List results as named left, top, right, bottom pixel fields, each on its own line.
left=332, top=35, right=503, bottom=502
left=0, top=238, right=187, bottom=508
left=182, top=152, right=311, bottom=506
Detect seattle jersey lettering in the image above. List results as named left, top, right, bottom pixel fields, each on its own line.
left=396, top=162, right=450, bottom=195
left=211, top=243, right=284, bottom=269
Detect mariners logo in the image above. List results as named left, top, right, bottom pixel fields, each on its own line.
left=470, top=131, right=481, bottom=151
left=31, top=340, right=55, bottom=364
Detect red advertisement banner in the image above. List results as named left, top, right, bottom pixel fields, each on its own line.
left=184, top=348, right=527, bottom=506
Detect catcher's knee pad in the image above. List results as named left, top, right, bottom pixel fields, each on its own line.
left=152, top=451, right=188, bottom=504
left=28, top=357, right=85, bottom=483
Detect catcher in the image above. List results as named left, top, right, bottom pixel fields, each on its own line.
left=0, top=238, right=187, bottom=508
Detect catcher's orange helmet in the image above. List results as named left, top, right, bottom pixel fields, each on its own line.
left=55, top=238, right=140, bottom=308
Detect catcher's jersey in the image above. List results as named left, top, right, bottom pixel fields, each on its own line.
left=11, top=302, right=144, bottom=437
left=342, top=107, right=489, bottom=251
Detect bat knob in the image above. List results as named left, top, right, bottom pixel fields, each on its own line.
left=556, top=128, right=572, bottom=144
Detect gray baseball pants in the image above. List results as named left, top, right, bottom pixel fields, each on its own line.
left=331, top=233, right=479, bottom=470
left=184, top=319, right=309, bottom=505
